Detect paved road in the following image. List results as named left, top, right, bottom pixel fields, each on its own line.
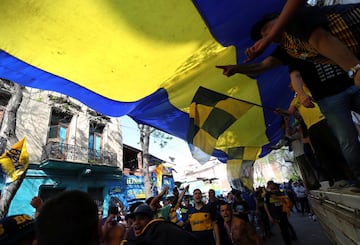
left=263, top=212, right=332, bottom=245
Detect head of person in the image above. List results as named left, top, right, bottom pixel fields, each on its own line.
left=125, top=201, right=144, bottom=227
left=172, top=187, right=179, bottom=197
left=183, top=197, right=190, bottom=206
left=251, top=13, right=280, bottom=42
left=0, top=214, right=35, bottom=245
left=227, top=191, right=235, bottom=201
left=267, top=180, right=277, bottom=191
left=165, top=195, right=176, bottom=206
left=219, top=201, right=233, bottom=224
left=145, top=196, right=161, bottom=210
left=208, top=189, right=216, bottom=199
left=34, top=190, right=99, bottom=245
left=132, top=204, right=154, bottom=237
left=192, top=189, right=203, bottom=204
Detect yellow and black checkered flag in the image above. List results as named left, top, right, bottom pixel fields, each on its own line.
left=187, top=86, right=262, bottom=156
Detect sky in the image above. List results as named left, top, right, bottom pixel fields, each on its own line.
left=120, top=115, right=200, bottom=174
left=120, top=116, right=231, bottom=191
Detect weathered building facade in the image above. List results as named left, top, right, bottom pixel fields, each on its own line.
left=0, top=85, right=124, bottom=215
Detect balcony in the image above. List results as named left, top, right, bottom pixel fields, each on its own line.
left=41, top=141, right=118, bottom=168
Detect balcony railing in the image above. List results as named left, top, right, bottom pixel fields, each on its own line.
left=41, top=141, right=118, bottom=167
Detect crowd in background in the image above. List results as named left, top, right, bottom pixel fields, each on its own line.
left=0, top=179, right=314, bottom=245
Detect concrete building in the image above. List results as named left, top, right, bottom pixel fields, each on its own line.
left=0, top=85, right=125, bottom=216
left=0, top=83, right=178, bottom=217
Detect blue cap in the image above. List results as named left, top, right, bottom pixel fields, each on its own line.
left=133, top=204, right=154, bottom=219
left=0, top=214, right=35, bottom=245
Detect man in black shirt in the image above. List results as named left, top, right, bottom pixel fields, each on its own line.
left=217, top=46, right=360, bottom=189
left=264, top=181, right=297, bottom=245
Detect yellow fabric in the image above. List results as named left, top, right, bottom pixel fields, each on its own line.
left=169, top=204, right=180, bottom=224
left=189, top=86, right=266, bottom=158
left=0, top=138, right=29, bottom=182
left=280, top=196, right=292, bottom=216
left=227, top=159, right=255, bottom=190
left=192, top=129, right=218, bottom=155
left=188, top=212, right=213, bottom=232
left=154, top=164, right=163, bottom=190
left=0, top=1, right=216, bottom=102
left=290, top=96, right=325, bottom=129
left=172, top=46, right=267, bottom=148
left=0, top=1, right=269, bottom=153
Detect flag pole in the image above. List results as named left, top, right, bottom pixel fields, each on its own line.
left=198, top=86, right=276, bottom=111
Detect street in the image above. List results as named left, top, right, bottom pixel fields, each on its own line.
left=264, top=212, right=332, bottom=245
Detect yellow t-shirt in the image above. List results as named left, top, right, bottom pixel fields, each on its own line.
left=290, top=91, right=324, bottom=129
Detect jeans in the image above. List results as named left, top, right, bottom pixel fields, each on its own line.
left=317, top=85, right=360, bottom=181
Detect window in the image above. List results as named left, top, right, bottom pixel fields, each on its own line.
left=88, top=122, right=104, bottom=162
left=48, top=108, right=72, bottom=152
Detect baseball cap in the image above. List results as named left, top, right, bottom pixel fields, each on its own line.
left=133, top=204, right=154, bottom=219
left=0, top=214, right=35, bottom=245
left=165, top=194, right=175, bottom=200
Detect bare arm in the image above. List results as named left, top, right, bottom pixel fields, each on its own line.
left=308, top=27, right=360, bottom=87
left=30, top=196, right=43, bottom=218
left=309, top=27, right=359, bottom=72
left=274, top=102, right=297, bottom=118
left=246, top=0, right=306, bottom=61
left=290, top=70, right=315, bottom=108
left=268, top=0, right=306, bottom=43
left=176, top=185, right=190, bottom=207
left=102, top=214, right=115, bottom=236
left=264, top=203, right=275, bottom=224
left=231, top=218, right=246, bottom=244
left=213, top=222, right=221, bottom=245
left=216, top=56, right=282, bottom=77
left=149, top=185, right=169, bottom=210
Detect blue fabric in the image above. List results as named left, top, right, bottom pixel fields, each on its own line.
left=0, top=1, right=295, bottom=161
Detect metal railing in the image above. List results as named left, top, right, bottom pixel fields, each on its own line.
left=41, top=141, right=118, bottom=167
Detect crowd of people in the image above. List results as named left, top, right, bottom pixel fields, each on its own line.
left=218, top=0, right=360, bottom=192
left=2, top=0, right=360, bottom=244
left=0, top=180, right=317, bottom=245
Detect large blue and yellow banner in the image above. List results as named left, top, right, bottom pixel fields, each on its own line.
left=0, top=1, right=292, bottom=162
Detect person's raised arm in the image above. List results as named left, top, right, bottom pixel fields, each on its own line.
left=308, top=27, right=360, bottom=87
left=290, top=70, right=315, bottom=108
left=176, top=185, right=190, bottom=207
left=149, top=185, right=169, bottom=210
left=245, top=0, right=306, bottom=61
left=30, top=196, right=43, bottom=218
left=216, top=56, right=282, bottom=77
left=274, top=102, right=296, bottom=118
